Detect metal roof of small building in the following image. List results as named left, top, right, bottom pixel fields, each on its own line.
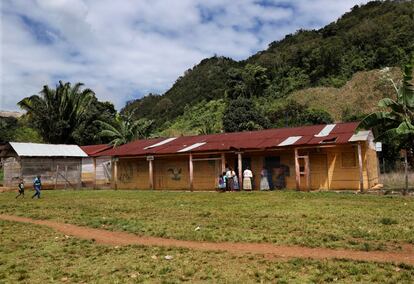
left=9, top=142, right=88, bottom=157
left=95, top=122, right=365, bottom=157
left=81, top=144, right=112, bottom=156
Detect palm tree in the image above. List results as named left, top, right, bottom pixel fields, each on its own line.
left=360, top=56, right=414, bottom=194
left=18, top=81, right=94, bottom=144
left=97, top=113, right=153, bottom=147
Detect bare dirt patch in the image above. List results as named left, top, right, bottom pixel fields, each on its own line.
left=1, top=214, right=413, bottom=265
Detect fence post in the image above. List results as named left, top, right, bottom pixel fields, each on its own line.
left=404, top=149, right=408, bottom=195
left=294, top=148, right=300, bottom=191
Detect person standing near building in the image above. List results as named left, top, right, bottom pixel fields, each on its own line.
left=243, top=167, right=253, bottom=191
left=32, top=175, right=42, bottom=199
left=226, top=167, right=236, bottom=191
left=260, top=167, right=270, bottom=191
left=233, top=174, right=240, bottom=191
left=218, top=173, right=226, bottom=192
left=16, top=179, right=25, bottom=198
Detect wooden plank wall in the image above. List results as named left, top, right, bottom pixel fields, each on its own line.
left=325, top=144, right=379, bottom=190
left=154, top=157, right=189, bottom=190
left=364, top=145, right=380, bottom=188
left=116, top=158, right=149, bottom=189
left=193, top=159, right=221, bottom=190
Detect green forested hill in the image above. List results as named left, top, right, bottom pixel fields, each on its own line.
left=123, top=57, right=239, bottom=127
left=123, top=0, right=414, bottom=133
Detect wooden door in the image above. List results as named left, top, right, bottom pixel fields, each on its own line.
left=310, top=154, right=329, bottom=190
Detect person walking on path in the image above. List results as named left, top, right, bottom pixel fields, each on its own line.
left=260, top=167, right=270, bottom=191
left=243, top=167, right=253, bottom=191
left=16, top=179, right=25, bottom=198
left=32, top=175, right=42, bottom=199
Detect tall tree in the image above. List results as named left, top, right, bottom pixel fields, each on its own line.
left=360, top=56, right=414, bottom=194
left=223, top=97, right=269, bottom=132
left=18, top=81, right=96, bottom=144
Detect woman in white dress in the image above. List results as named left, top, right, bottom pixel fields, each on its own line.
left=260, top=167, right=270, bottom=191
left=243, top=167, right=253, bottom=190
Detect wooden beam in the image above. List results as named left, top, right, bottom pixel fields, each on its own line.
left=93, top=158, right=97, bottom=189
left=148, top=158, right=154, bottom=190
left=113, top=159, right=118, bottom=190
left=357, top=143, right=364, bottom=192
left=221, top=153, right=226, bottom=173
left=294, top=148, right=300, bottom=191
left=192, top=157, right=221, bottom=162
left=237, top=152, right=242, bottom=190
left=304, top=155, right=310, bottom=192
left=189, top=153, right=194, bottom=191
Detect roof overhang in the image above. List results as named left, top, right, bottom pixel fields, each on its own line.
left=2, top=142, right=88, bottom=158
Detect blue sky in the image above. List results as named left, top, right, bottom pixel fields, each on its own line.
left=0, top=0, right=368, bottom=111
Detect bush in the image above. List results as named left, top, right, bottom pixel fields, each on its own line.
left=379, top=217, right=398, bottom=225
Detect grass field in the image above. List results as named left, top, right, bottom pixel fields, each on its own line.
left=0, top=190, right=413, bottom=251
left=1, top=220, right=413, bottom=283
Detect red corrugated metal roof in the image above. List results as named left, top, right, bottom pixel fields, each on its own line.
left=95, top=122, right=360, bottom=157
left=81, top=144, right=112, bottom=156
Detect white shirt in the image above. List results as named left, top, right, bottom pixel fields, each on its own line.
left=243, top=169, right=253, bottom=178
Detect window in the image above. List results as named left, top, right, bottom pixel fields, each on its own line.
left=341, top=151, right=357, bottom=168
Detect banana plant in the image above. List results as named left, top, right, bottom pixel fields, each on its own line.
left=360, top=56, right=414, bottom=194
left=97, top=113, right=153, bottom=147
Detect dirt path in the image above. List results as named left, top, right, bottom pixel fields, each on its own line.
left=1, top=214, right=413, bottom=265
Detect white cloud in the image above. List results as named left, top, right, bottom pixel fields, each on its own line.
left=0, top=0, right=368, bottom=111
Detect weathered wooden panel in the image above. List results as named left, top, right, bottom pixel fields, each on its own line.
left=116, top=158, right=149, bottom=189
left=193, top=159, right=220, bottom=190
left=310, top=153, right=328, bottom=190
left=326, top=145, right=363, bottom=190
left=364, top=144, right=379, bottom=188
left=154, top=157, right=189, bottom=190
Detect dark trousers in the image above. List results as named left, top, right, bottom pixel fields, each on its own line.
left=32, top=188, right=41, bottom=199
left=16, top=191, right=24, bottom=198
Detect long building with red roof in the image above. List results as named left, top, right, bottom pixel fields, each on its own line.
left=90, top=122, right=379, bottom=191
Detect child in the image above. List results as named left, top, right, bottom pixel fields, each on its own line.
left=218, top=173, right=226, bottom=192
left=16, top=179, right=24, bottom=198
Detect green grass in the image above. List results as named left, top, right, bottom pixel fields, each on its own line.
left=1, top=190, right=413, bottom=251
left=1, top=220, right=413, bottom=283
